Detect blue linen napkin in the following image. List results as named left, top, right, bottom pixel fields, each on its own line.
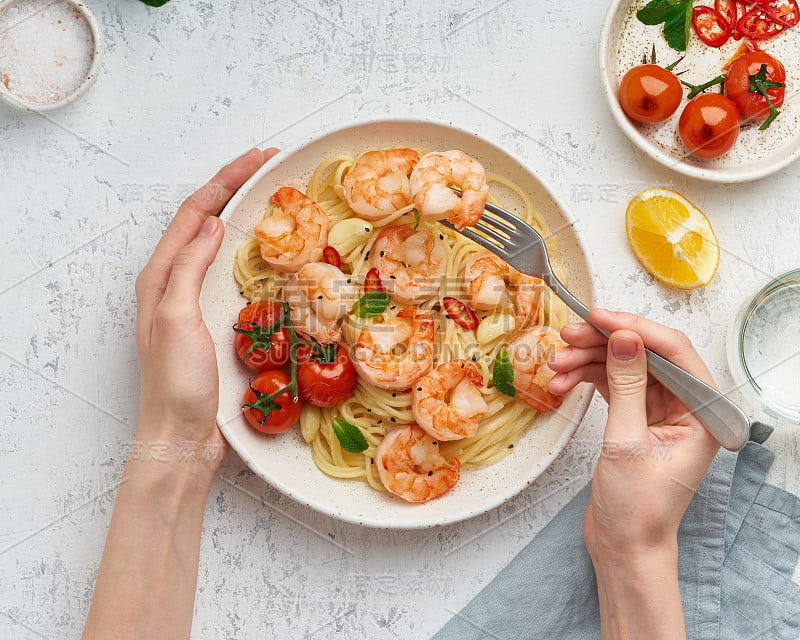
left=432, top=423, right=800, bottom=640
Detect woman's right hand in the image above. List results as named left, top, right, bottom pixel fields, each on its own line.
left=548, top=309, right=721, bottom=560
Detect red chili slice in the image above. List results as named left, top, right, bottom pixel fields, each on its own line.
left=754, top=0, right=799, bottom=27
left=716, top=0, right=742, bottom=37
left=692, top=6, right=731, bottom=46
left=442, top=296, right=479, bottom=331
left=738, top=6, right=784, bottom=38
left=322, top=245, right=342, bottom=269
left=364, top=267, right=383, bottom=293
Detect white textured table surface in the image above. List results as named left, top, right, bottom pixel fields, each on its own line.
left=2, top=1, right=800, bottom=638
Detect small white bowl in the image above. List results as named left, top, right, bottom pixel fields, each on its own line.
left=600, top=0, right=800, bottom=183
left=0, top=0, right=104, bottom=112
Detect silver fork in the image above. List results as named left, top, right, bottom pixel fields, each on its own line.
left=441, top=199, right=751, bottom=452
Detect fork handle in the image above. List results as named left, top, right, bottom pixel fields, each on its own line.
left=547, top=276, right=751, bottom=451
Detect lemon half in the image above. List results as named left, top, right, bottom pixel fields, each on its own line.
left=625, top=189, right=720, bottom=290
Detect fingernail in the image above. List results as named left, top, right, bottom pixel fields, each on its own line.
left=200, top=217, right=219, bottom=237
left=611, top=336, right=637, bottom=361
left=562, top=323, right=583, bottom=332
left=550, top=373, right=567, bottom=386
left=594, top=308, right=615, bottom=318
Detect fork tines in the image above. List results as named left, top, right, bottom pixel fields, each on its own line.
left=440, top=201, right=540, bottom=259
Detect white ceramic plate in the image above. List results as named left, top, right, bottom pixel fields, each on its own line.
left=600, top=0, right=800, bottom=182
left=200, top=117, right=598, bottom=529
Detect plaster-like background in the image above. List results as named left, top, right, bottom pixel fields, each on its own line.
left=2, top=1, right=799, bottom=638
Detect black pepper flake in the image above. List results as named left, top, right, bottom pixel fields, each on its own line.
left=366, top=408, right=372, bottom=412
left=389, top=275, right=396, bottom=279
left=471, top=355, right=477, bottom=361
left=380, top=251, right=385, bottom=257
left=508, top=444, right=514, bottom=449
left=390, top=305, right=396, bottom=310
left=364, top=227, right=370, bottom=232
left=431, top=441, right=437, bottom=445
left=445, top=315, right=451, bottom=320
left=377, top=419, right=383, bottom=424
left=427, top=471, right=433, bottom=476
left=370, top=458, right=374, bottom=464
left=439, top=234, right=444, bottom=240
left=346, top=279, right=352, bottom=284
left=391, top=393, right=396, bottom=397
left=390, top=417, right=396, bottom=422
left=416, top=387, right=422, bottom=391
left=317, top=295, right=323, bottom=299
left=364, top=251, right=371, bottom=260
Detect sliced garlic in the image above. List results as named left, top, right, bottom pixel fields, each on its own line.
left=328, top=218, right=374, bottom=257
left=476, top=312, right=516, bottom=345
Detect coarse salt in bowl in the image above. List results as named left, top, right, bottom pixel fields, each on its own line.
left=0, top=0, right=104, bottom=112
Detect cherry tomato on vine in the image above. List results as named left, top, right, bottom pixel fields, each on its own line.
left=234, top=301, right=291, bottom=371
left=678, top=93, right=740, bottom=159
left=618, top=64, right=683, bottom=124
left=242, top=370, right=302, bottom=434
left=297, top=343, right=357, bottom=407
left=724, top=51, right=786, bottom=120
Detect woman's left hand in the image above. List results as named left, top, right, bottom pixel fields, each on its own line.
left=134, top=148, right=279, bottom=476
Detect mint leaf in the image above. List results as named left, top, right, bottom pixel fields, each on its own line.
left=636, top=0, right=675, bottom=25
left=332, top=418, right=369, bottom=454
left=636, top=0, right=692, bottom=52
left=663, top=2, right=692, bottom=52
left=352, top=291, right=391, bottom=318
left=492, top=348, right=516, bottom=397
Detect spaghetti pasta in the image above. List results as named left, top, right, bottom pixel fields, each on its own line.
left=234, top=149, right=569, bottom=495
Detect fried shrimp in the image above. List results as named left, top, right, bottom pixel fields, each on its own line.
left=255, top=187, right=328, bottom=272
left=412, top=360, right=488, bottom=441
left=506, top=326, right=566, bottom=412
left=410, top=150, right=489, bottom=230
left=352, top=306, right=435, bottom=390
left=375, top=425, right=461, bottom=503
left=464, top=250, right=544, bottom=327
left=369, top=225, right=447, bottom=305
left=284, top=262, right=356, bottom=343
left=343, top=148, right=420, bottom=220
